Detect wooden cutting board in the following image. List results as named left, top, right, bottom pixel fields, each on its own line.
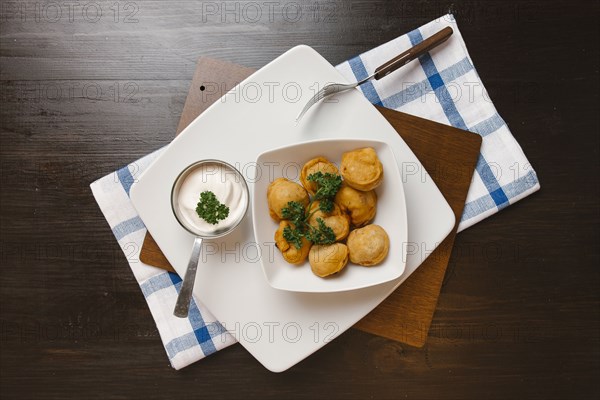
left=139, top=57, right=481, bottom=347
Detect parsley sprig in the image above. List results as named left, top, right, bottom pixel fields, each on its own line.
left=195, top=191, right=229, bottom=225
left=305, top=218, right=336, bottom=244
left=280, top=172, right=342, bottom=249
left=282, top=224, right=304, bottom=250
left=307, top=172, right=342, bottom=213
left=281, top=202, right=335, bottom=248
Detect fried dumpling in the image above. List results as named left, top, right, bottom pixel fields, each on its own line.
left=340, top=147, right=383, bottom=191
left=300, top=157, right=339, bottom=195
left=306, top=200, right=350, bottom=241
left=309, top=243, right=349, bottom=277
left=347, top=224, right=390, bottom=266
left=334, top=183, right=377, bottom=227
left=274, top=220, right=312, bottom=264
left=267, top=177, right=309, bottom=221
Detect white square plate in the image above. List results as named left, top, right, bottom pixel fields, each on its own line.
left=130, top=45, right=455, bottom=372
left=254, top=138, right=407, bottom=293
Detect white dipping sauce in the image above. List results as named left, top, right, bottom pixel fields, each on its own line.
left=177, top=162, right=247, bottom=235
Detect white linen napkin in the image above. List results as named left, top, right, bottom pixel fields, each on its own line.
left=90, top=14, right=539, bottom=369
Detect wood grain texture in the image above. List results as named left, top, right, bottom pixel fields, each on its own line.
left=138, top=57, right=482, bottom=347
left=353, top=107, right=480, bottom=345
left=1, top=0, right=599, bottom=399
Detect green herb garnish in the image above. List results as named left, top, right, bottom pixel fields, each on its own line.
left=281, top=201, right=305, bottom=226
left=305, top=218, right=336, bottom=245
left=279, top=171, right=342, bottom=249
left=281, top=201, right=337, bottom=248
left=307, top=172, right=342, bottom=213
left=195, top=191, right=229, bottom=225
left=282, top=225, right=304, bottom=250
left=318, top=198, right=334, bottom=213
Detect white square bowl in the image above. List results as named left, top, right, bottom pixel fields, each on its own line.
left=254, top=138, right=407, bottom=292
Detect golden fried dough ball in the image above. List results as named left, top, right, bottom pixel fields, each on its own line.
left=300, top=157, right=339, bottom=195
left=274, top=221, right=312, bottom=264
left=334, top=183, right=377, bottom=227
left=347, top=224, right=390, bottom=266
left=267, top=178, right=309, bottom=221
left=307, top=201, right=350, bottom=241
left=309, top=243, right=349, bottom=277
left=340, top=147, right=384, bottom=191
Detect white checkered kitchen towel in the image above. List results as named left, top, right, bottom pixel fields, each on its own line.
left=90, top=14, right=540, bottom=369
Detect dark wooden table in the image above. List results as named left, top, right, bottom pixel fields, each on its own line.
left=1, top=1, right=598, bottom=398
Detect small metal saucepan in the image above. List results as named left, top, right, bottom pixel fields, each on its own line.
left=170, top=159, right=249, bottom=318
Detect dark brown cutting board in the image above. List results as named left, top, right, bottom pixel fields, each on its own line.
left=139, top=57, right=481, bottom=347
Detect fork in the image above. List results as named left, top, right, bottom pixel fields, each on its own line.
left=296, top=26, right=454, bottom=122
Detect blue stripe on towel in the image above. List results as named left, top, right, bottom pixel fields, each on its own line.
left=381, top=56, right=473, bottom=109
left=117, top=165, right=135, bottom=196
left=140, top=272, right=176, bottom=298
left=407, top=28, right=509, bottom=208
left=474, top=154, right=509, bottom=207
left=112, top=216, right=145, bottom=241
left=165, top=332, right=200, bottom=359
left=348, top=55, right=383, bottom=106
left=167, top=272, right=217, bottom=356
left=461, top=170, right=539, bottom=222
left=469, top=113, right=506, bottom=137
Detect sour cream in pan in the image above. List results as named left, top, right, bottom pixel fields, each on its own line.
left=176, top=161, right=248, bottom=236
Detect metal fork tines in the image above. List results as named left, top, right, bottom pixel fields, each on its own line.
left=295, top=80, right=369, bottom=123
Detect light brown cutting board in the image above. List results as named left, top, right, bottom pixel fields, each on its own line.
left=139, top=57, right=481, bottom=347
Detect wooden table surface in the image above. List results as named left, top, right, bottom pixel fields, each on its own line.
left=1, top=1, right=598, bottom=398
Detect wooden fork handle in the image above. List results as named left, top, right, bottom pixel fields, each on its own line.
left=373, top=26, right=453, bottom=80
